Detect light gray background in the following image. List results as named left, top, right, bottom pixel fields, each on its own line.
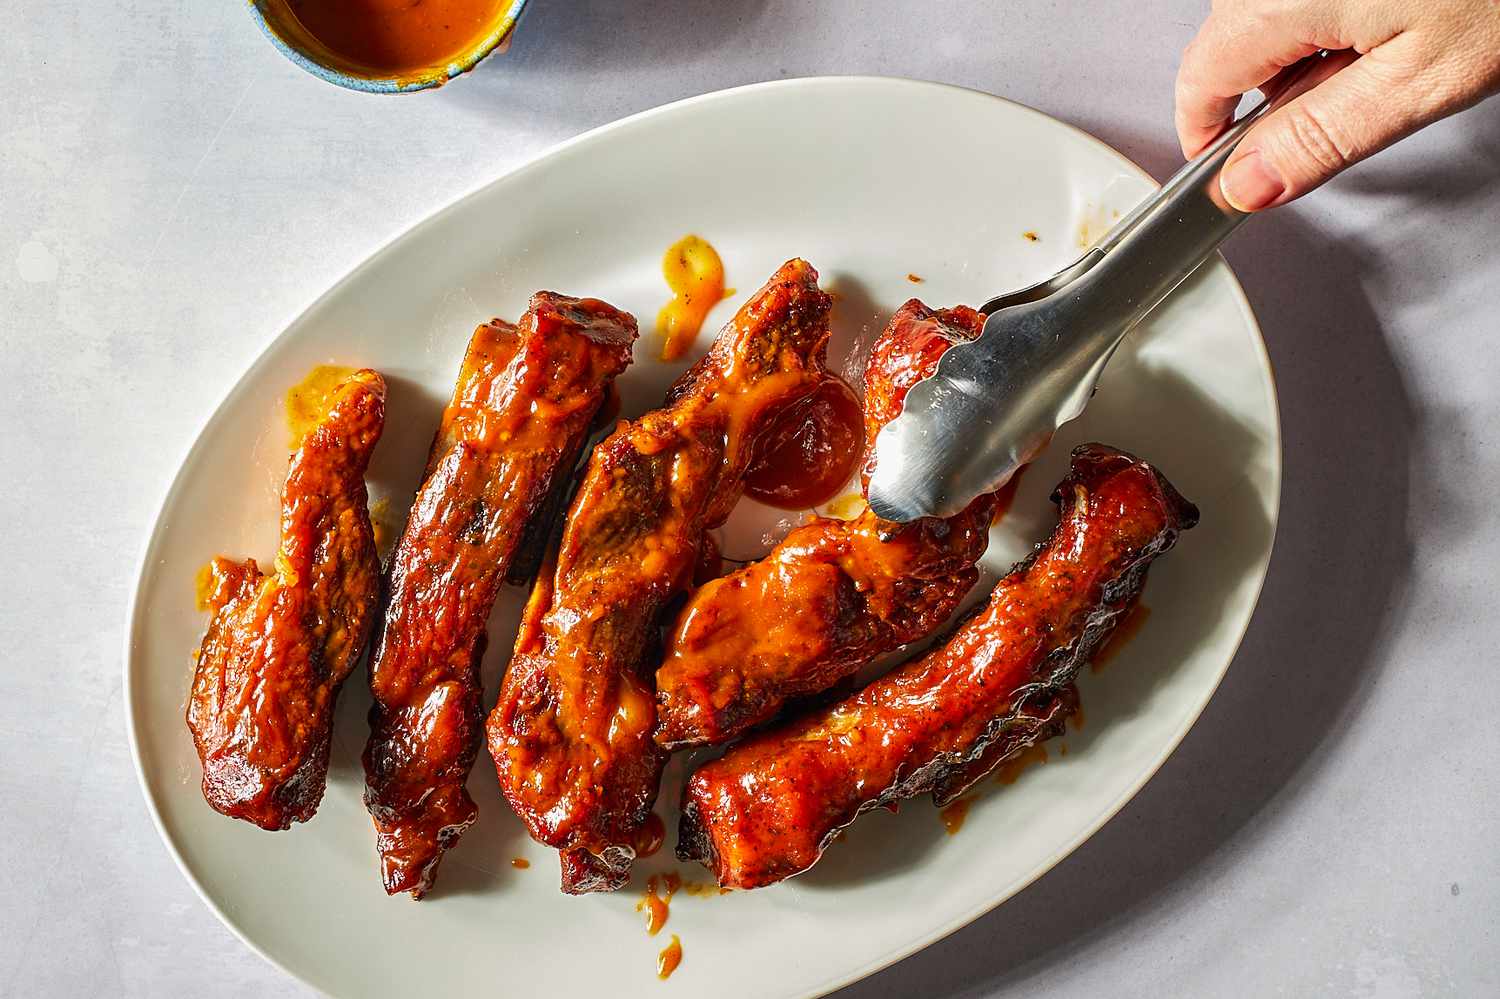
left=3, top=1, right=1497, bottom=996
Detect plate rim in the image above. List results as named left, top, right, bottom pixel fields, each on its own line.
left=122, top=74, right=1282, bottom=998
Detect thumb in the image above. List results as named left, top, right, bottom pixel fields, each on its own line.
left=1220, top=49, right=1418, bottom=212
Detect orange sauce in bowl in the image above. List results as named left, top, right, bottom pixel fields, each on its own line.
left=286, top=0, right=508, bottom=75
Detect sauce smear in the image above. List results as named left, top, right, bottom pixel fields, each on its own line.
left=745, top=377, right=864, bottom=509
left=1092, top=602, right=1151, bottom=671
left=285, top=364, right=355, bottom=449
left=286, top=0, right=505, bottom=76
left=657, top=934, right=683, bottom=980
left=994, top=743, right=1049, bottom=786
left=636, top=872, right=682, bottom=936
left=510, top=857, right=530, bottom=869
left=939, top=797, right=972, bottom=835
left=658, top=235, right=732, bottom=361
left=194, top=562, right=218, bottom=612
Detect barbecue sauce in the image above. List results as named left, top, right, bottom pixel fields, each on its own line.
left=745, top=376, right=864, bottom=509
left=658, top=236, right=732, bottom=361
left=285, top=0, right=506, bottom=76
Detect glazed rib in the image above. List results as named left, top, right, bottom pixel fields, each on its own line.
left=488, top=259, right=834, bottom=893
left=678, top=444, right=1198, bottom=889
left=655, top=300, right=999, bottom=749
left=188, top=369, right=386, bottom=830
left=362, top=295, right=636, bottom=898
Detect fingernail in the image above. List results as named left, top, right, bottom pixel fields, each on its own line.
left=1220, top=150, right=1285, bottom=212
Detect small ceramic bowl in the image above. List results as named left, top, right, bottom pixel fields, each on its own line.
left=249, top=0, right=530, bottom=94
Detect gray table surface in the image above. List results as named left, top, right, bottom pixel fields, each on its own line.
left=4, top=1, right=1497, bottom=995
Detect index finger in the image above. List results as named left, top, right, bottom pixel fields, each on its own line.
left=1175, top=7, right=1322, bottom=156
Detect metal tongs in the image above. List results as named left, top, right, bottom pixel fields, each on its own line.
left=867, top=56, right=1323, bottom=522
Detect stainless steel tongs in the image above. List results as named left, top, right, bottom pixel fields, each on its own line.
left=866, top=56, right=1323, bottom=522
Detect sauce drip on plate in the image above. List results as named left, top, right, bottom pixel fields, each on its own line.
left=994, top=743, right=1049, bottom=785
left=657, top=235, right=732, bottom=361
left=745, top=377, right=864, bottom=510
left=938, top=797, right=971, bottom=835
left=285, top=364, right=356, bottom=449
left=1092, top=602, right=1151, bottom=671
left=637, top=872, right=681, bottom=936
left=657, top=934, right=683, bottom=980
left=286, top=0, right=506, bottom=76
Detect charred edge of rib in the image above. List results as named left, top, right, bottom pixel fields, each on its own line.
left=796, top=533, right=1177, bottom=877
left=560, top=844, right=637, bottom=895
left=675, top=794, right=716, bottom=870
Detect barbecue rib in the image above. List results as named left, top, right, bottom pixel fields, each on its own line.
left=678, top=444, right=1198, bottom=889
left=488, top=259, right=835, bottom=893
left=362, top=295, right=636, bottom=899
left=654, top=300, right=1000, bottom=749
left=188, top=369, right=386, bottom=830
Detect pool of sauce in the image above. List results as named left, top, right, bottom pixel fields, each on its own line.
left=284, top=364, right=355, bottom=449
left=657, top=235, right=732, bottom=361
left=1092, top=602, right=1151, bottom=671
left=510, top=857, right=530, bottom=869
left=657, top=934, right=683, bottom=980
left=994, top=743, right=1049, bottom=786
left=744, top=376, right=864, bottom=509
left=939, top=796, right=972, bottom=835
left=285, top=0, right=506, bottom=76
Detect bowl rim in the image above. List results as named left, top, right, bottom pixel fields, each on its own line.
left=247, top=0, right=531, bottom=94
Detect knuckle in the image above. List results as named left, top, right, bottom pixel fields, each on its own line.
left=1281, top=103, right=1353, bottom=174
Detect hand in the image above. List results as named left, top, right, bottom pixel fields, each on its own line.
left=1176, top=0, right=1500, bottom=211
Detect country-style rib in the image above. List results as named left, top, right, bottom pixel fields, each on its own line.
left=188, top=369, right=386, bottom=830
left=362, top=295, right=636, bottom=898
left=655, top=300, right=999, bottom=749
left=678, top=444, right=1198, bottom=889
left=488, top=259, right=835, bottom=893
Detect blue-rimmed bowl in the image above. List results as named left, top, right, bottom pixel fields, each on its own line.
left=249, top=0, right=530, bottom=93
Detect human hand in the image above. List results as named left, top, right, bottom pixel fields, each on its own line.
left=1176, top=0, right=1500, bottom=211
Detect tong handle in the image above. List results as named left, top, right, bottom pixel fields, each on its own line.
left=1072, top=53, right=1326, bottom=335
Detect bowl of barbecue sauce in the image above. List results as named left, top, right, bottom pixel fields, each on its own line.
left=250, top=0, right=529, bottom=93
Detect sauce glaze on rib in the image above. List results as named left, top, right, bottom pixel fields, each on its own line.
left=654, top=300, right=1000, bottom=749
left=362, top=296, right=636, bottom=898
left=188, top=369, right=386, bottom=830
left=678, top=444, right=1198, bottom=889
left=487, top=259, right=834, bottom=893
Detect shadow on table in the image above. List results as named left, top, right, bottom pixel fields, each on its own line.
left=445, top=0, right=774, bottom=128
left=835, top=128, right=1418, bottom=997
